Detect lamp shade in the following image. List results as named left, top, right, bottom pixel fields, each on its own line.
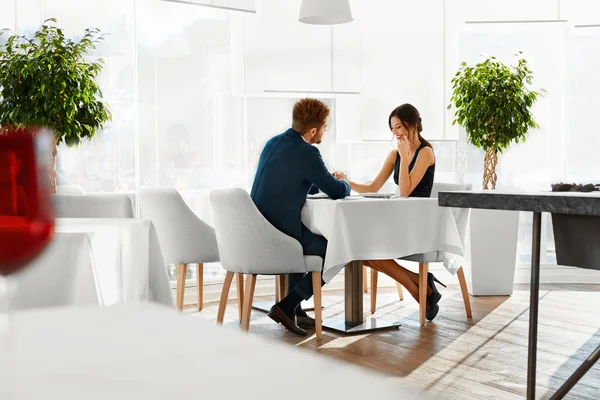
left=299, top=0, right=353, bottom=25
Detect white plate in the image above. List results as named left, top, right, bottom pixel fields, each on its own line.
left=360, top=193, right=395, bottom=198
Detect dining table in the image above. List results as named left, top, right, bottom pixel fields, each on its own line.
left=438, top=189, right=600, bottom=400
left=12, top=231, right=101, bottom=309
left=15, top=218, right=174, bottom=309
left=298, top=194, right=465, bottom=334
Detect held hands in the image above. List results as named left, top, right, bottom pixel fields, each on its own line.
left=332, top=171, right=349, bottom=182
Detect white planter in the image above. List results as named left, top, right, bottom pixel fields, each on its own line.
left=463, top=208, right=520, bottom=296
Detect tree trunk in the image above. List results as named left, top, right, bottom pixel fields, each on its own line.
left=483, top=147, right=498, bottom=190
left=49, top=137, right=57, bottom=194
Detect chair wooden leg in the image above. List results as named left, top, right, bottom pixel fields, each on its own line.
left=395, top=282, right=405, bottom=301
left=312, top=272, right=323, bottom=339
left=241, top=274, right=257, bottom=331
left=196, top=263, right=204, bottom=311
left=176, top=264, right=187, bottom=311
left=370, top=269, right=378, bottom=314
left=457, top=266, right=472, bottom=318
left=236, top=273, right=244, bottom=322
left=363, top=265, right=368, bottom=292
left=419, top=263, right=428, bottom=326
left=217, top=272, right=234, bottom=324
left=276, top=275, right=287, bottom=302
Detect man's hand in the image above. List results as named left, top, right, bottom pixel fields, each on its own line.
left=332, top=171, right=349, bottom=182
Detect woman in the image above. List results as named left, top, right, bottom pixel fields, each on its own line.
left=333, top=103, right=444, bottom=320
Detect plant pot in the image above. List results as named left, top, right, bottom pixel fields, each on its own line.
left=462, top=208, right=519, bottom=296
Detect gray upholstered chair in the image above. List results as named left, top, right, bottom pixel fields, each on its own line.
left=140, top=187, right=219, bottom=312
left=368, top=182, right=473, bottom=326
left=52, top=194, right=134, bottom=218
left=210, top=188, right=323, bottom=338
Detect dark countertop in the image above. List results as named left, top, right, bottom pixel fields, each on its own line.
left=438, top=190, right=600, bottom=216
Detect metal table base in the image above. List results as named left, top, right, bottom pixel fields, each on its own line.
left=322, top=260, right=400, bottom=334
left=527, top=212, right=542, bottom=400
left=253, top=261, right=400, bottom=334
left=528, top=211, right=600, bottom=400
left=549, top=344, right=600, bottom=399
left=322, top=317, right=400, bottom=334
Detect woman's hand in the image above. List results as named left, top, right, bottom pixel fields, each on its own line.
left=332, top=171, right=349, bottom=182
left=397, top=136, right=411, bottom=159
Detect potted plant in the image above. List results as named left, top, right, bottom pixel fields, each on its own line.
left=449, top=52, right=543, bottom=189
left=0, top=18, right=111, bottom=192
left=448, top=53, right=543, bottom=295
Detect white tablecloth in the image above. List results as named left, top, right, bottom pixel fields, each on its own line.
left=301, top=197, right=464, bottom=282
left=1, top=304, right=426, bottom=399
left=14, top=232, right=101, bottom=309
left=55, top=218, right=173, bottom=307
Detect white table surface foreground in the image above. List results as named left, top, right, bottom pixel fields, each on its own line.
left=1, top=304, right=428, bottom=400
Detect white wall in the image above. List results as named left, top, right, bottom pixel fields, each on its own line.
left=3, top=0, right=600, bottom=283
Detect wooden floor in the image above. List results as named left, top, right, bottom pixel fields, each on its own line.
left=190, top=284, right=600, bottom=400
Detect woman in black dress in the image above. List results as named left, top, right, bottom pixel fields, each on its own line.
left=333, top=104, right=444, bottom=320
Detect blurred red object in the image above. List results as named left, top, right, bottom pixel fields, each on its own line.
left=0, top=127, right=55, bottom=275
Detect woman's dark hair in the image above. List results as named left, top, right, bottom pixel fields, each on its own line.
left=388, top=103, right=432, bottom=148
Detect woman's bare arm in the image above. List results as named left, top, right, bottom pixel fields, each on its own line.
left=348, top=150, right=396, bottom=193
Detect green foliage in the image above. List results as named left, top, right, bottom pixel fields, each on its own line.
left=448, top=52, right=544, bottom=154
left=0, top=18, right=111, bottom=147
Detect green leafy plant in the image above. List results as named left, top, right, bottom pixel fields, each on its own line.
left=0, top=18, right=111, bottom=146
left=0, top=18, right=111, bottom=190
left=448, top=52, right=543, bottom=189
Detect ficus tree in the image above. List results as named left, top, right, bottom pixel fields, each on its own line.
left=449, top=52, right=543, bottom=189
left=0, top=18, right=111, bottom=191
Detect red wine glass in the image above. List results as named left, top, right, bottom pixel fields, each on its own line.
left=0, top=127, right=55, bottom=397
left=0, top=127, right=55, bottom=271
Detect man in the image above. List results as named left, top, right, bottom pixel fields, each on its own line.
left=250, top=98, right=350, bottom=336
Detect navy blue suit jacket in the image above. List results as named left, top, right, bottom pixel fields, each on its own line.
left=250, top=128, right=350, bottom=250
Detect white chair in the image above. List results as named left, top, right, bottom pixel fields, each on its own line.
left=368, top=183, right=473, bottom=326
left=139, top=187, right=219, bottom=312
left=210, top=188, right=323, bottom=338
left=52, top=194, right=134, bottom=218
